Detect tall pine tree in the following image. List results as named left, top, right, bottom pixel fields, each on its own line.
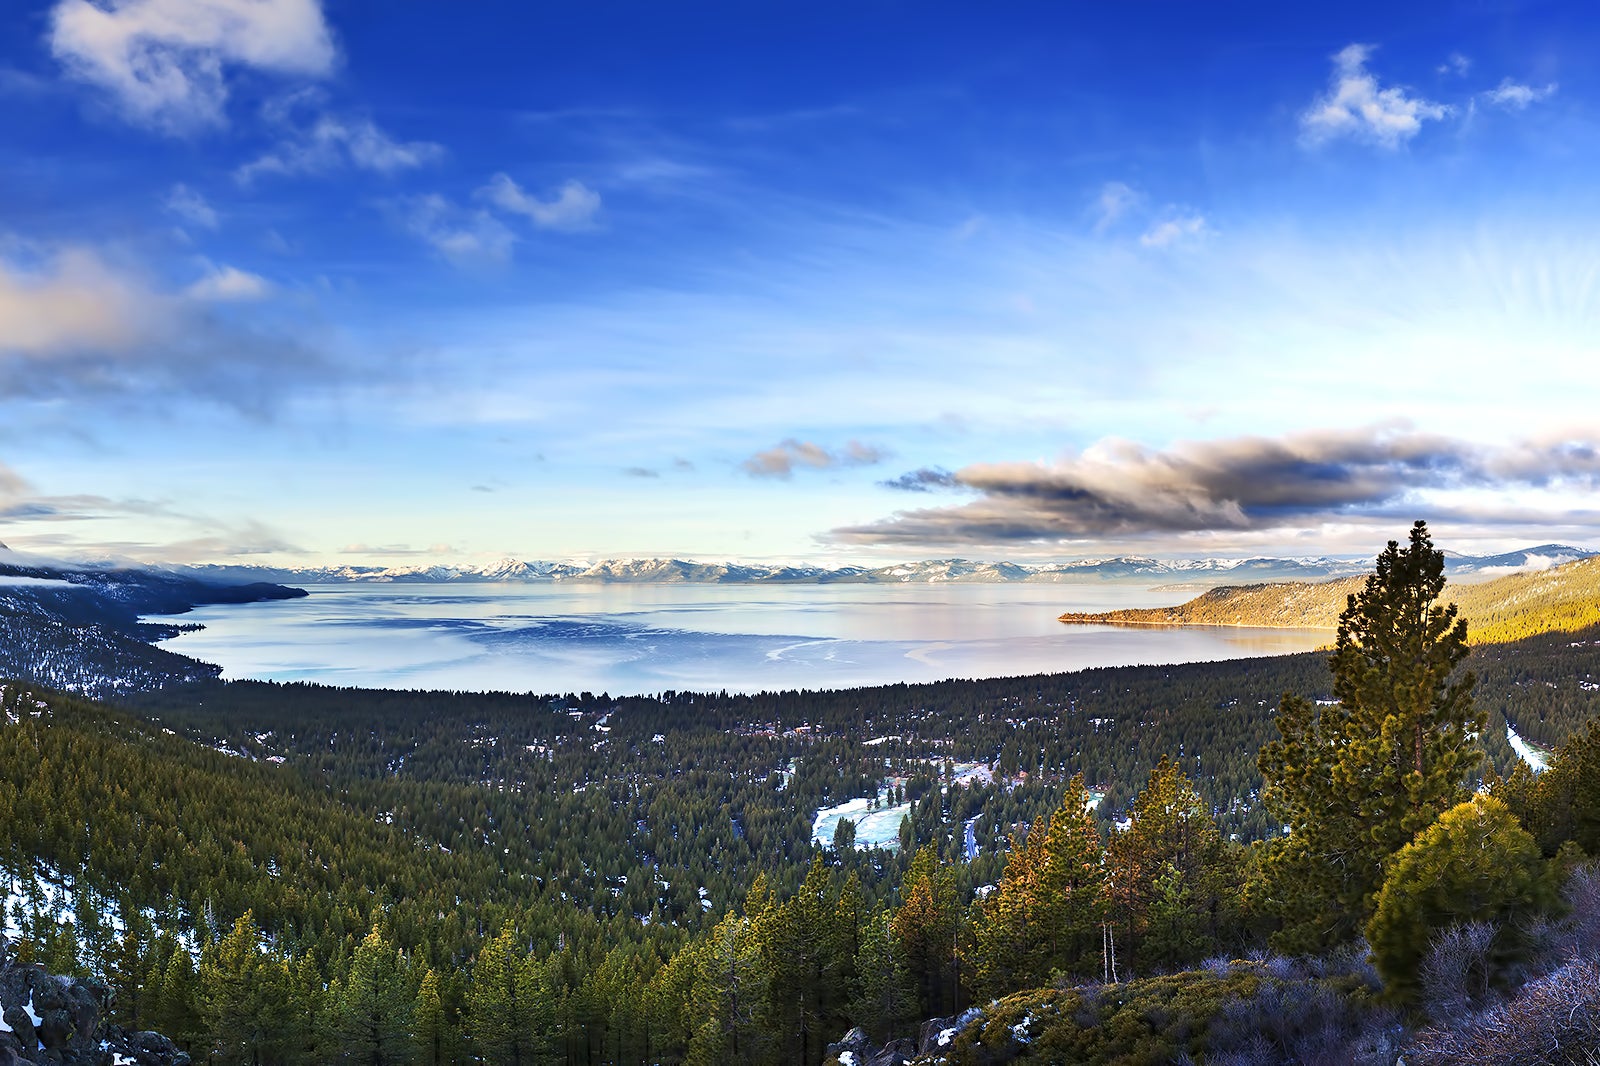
left=336, top=926, right=413, bottom=1066
left=1259, top=520, right=1485, bottom=949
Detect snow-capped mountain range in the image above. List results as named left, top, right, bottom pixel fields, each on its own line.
left=165, top=545, right=1597, bottom=586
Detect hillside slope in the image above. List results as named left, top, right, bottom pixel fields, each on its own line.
left=1060, top=555, right=1600, bottom=645
left=0, top=558, right=304, bottom=699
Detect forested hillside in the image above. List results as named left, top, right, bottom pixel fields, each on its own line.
left=1061, top=552, right=1600, bottom=644
left=0, top=619, right=1595, bottom=1060
left=0, top=559, right=304, bottom=699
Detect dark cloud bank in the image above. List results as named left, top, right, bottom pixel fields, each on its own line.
left=840, top=428, right=1600, bottom=546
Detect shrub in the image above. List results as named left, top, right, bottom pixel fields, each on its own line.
left=1407, top=959, right=1600, bottom=1064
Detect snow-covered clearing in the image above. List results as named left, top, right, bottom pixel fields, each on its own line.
left=812, top=793, right=913, bottom=851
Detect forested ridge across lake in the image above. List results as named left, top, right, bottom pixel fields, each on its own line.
left=1060, top=552, right=1600, bottom=645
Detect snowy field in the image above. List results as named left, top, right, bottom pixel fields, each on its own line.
left=812, top=793, right=914, bottom=851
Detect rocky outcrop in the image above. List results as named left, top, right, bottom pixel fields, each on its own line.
left=0, top=942, right=189, bottom=1066
left=823, top=1011, right=979, bottom=1066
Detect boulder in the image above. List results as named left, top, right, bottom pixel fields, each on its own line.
left=918, top=1006, right=984, bottom=1055
left=824, top=1025, right=871, bottom=1065
left=0, top=938, right=188, bottom=1065
left=868, top=1036, right=918, bottom=1066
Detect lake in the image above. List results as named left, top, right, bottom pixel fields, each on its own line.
left=155, top=582, right=1330, bottom=696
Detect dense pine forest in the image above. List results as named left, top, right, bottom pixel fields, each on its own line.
left=4, top=524, right=1600, bottom=1062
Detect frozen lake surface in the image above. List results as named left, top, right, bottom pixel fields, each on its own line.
left=157, top=582, right=1330, bottom=697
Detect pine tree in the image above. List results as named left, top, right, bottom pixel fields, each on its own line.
left=104, top=910, right=153, bottom=1030
left=284, top=950, right=330, bottom=1066
left=152, top=939, right=200, bottom=1050
left=685, top=911, right=769, bottom=1066
left=968, top=816, right=1050, bottom=998
left=755, top=854, right=849, bottom=1066
left=413, top=967, right=447, bottom=1066
left=1037, top=776, right=1110, bottom=979
left=849, top=907, right=915, bottom=1042
left=198, top=912, right=292, bottom=1066
left=890, top=846, right=960, bottom=1018
left=1366, top=794, right=1555, bottom=1003
left=1106, top=758, right=1231, bottom=972
left=337, top=925, right=413, bottom=1065
left=968, top=780, right=1111, bottom=1001
left=466, top=926, right=545, bottom=1066
left=1259, top=521, right=1485, bottom=948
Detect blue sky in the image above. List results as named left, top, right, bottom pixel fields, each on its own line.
left=3, top=0, right=1599, bottom=565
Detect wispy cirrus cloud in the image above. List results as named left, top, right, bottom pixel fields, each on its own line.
left=742, top=439, right=889, bottom=479
left=478, top=174, right=601, bottom=231
left=1140, top=212, right=1209, bottom=248
left=164, top=183, right=219, bottom=229
left=237, top=91, right=443, bottom=183
left=48, top=0, right=337, bottom=133
left=395, top=174, right=601, bottom=264
left=0, top=460, right=299, bottom=562
left=184, top=261, right=271, bottom=301
left=1092, top=181, right=1139, bottom=232
left=835, top=427, right=1600, bottom=547
left=1301, top=44, right=1451, bottom=149
left=391, top=194, right=515, bottom=266
left=1482, top=78, right=1558, bottom=111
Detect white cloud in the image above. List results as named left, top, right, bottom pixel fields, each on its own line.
left=396, top=195, right=515, bottom=266
left=237, top=95, right=443, bottom=182
left=1439, top=52, right=1471, bottom=77
left=48, top=0, right=336, bottom=133
left=0, top=246, right=161, bottom=355
left=164, top=183, right=218, bottom=229
left=1301, top=43, right=1450, bottom=149
left=479, top=173, right=601, bottom=231
left=1140, top=213, right=1208, bottom=248
left=0, top=241, right=332, bottom=410
left=1483, top=78, right=1557, bottom=111
left=1093, top=181, right=1139, bottom=232
left=185, top=262, right=270, bottom=301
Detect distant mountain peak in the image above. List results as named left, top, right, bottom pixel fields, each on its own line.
left=147, top=543, right=1597, bottom=587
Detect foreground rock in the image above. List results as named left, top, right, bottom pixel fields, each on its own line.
left=0, top=942, right=189, bottom=1066
left=824, top=1010, right=979, bottom=1066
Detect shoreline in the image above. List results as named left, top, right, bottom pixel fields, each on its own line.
left=1059, top=615, right=1337, bottom=632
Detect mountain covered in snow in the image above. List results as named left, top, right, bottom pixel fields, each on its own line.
left=171, top=546, right=1596, bottom=587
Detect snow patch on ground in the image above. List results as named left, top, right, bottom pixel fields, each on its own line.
left=2, top=862, right=200, bottom=965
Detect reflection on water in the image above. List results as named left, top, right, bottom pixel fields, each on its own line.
left=156, top=582, right=1332, bottom=696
